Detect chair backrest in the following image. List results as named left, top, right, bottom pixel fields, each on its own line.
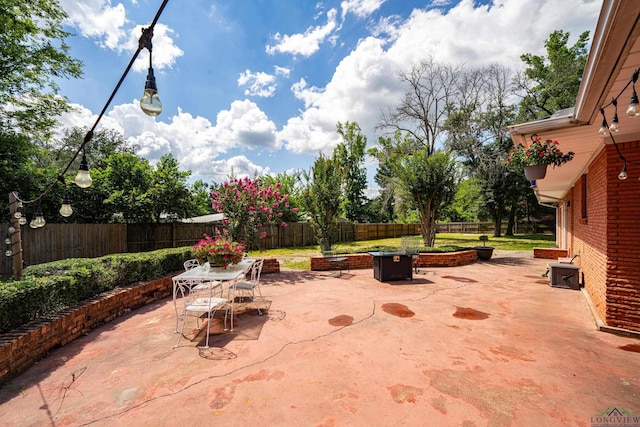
left=249, top=259, right=264, bottom=282
left=183, top=259, right=200, bottom=271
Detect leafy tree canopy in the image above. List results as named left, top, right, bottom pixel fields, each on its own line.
left=0, top=0, right=83, bottom=139
left=517, top=29, right=590, bottom=120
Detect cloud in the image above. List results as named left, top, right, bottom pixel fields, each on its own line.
left=341, top=0, right=387, bottom=19
left=127, top=24, right=184, bottom=73
left=266, top=8, right=339, bottom=57
left=59, top=0, right=128, bottom=50
left=237, top=70, right=277, bottom=97
left=59, top=1, right=183, bottom=72
left=56, top=99, right=278, bottom=180
left=276, top=0, right=601, bottom=154
left=210, top=156, right=270, bottom=181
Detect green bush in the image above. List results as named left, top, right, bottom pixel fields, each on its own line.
left=0, top=247, right=193, bottom=334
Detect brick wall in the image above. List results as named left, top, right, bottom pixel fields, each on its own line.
left=0, top=258, right=280, bottom=385
left=310, top=250, right=477, bottom=271
left=604, top=141, right=640, bottom=331
left=570, top=148, right=609, bottom=323
left=0, top=275, right=174, bottom=385
left=569, top=142, right=640, bottom=332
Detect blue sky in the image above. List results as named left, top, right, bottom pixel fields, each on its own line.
left=55, top=0, right=602, bottom=192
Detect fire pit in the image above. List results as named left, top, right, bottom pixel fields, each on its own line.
left=368, top=252, right=413, bottom=282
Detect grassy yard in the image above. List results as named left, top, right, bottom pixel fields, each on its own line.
left=249, top=233, right=557, bottom=270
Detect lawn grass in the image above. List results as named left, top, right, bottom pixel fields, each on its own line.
left=249, top=233, right=557, bottom=270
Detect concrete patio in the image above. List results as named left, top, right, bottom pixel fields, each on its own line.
left=0, top=250, right=638, bottom=426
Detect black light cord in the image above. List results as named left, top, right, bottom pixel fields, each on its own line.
left=598, top=67, right=640, bottom=167
left=10, top=0, right=170, bottom=209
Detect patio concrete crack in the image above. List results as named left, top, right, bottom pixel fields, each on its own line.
left=77, top=281, right=475, bottom=426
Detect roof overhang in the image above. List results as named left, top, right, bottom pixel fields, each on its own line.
left=508, top=0, right=640, bottom=204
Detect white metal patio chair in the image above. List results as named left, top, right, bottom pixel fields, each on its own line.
left=174, top=277, right=238, bottom=348
left=183, top=259, right=200, bottom=270
left=235, top=259, right=266, bottom=314
left=183, top=258, right=222, bottom=295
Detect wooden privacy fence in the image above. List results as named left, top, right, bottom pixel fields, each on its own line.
left=0, top=221, right=520, bottom=275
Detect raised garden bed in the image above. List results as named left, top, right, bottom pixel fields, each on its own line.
left=310, top=250, right=477, bottom=271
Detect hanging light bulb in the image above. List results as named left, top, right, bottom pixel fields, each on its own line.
left=29, top=217, right=38, bottom=229
left=4, top=237, right=11, bottom=245
left=609, top=113, right=620, bottom=132
left=5, top=250, right=12, bottom=257
left=609, top=99, right=620, bottom=132
left=18, top=216, right=27, bottom=226
left=8, top=225, right=15, bottom=234
left=618, top=163, right=628, bottom=180
left=34, top=207, right=46, bottom=228
left=140, top=66, right=162, bottom=116
left=75, top=152, right=93, bottom=188
left=13, top=211, right=21, bottom=219
left=626, top=87, right=640, bottom=117
left=59, top=195, right=73, bottom=217
left=598, top=119, right=608, bottom=135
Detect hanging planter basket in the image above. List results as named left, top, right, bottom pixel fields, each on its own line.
left=523, top=164, right=548, bottom=180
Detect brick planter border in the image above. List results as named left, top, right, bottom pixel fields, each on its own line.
left=310, top=250, right=478, bottom=271
left=0, top=259, right=279, bottom=386
left=533, top=248, right=568, bottom=259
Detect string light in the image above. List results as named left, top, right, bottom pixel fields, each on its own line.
left=598, top=67, right=640, bottom=182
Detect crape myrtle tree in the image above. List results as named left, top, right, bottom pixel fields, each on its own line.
left=301, top=153, right=344, bottom=252
left=211, top=176, right=298, bottom=250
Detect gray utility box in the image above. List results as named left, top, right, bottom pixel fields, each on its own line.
left=549, top=263, right=580, bottom=289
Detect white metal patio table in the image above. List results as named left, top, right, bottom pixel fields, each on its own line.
left=172, top=258, right=256, bottom=332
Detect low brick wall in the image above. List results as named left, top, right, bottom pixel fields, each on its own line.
left=310, top=250, right=478, bottom=271
left=0, top=258, right=280, bottom=386
left=533, top=248, right=568, bottom=259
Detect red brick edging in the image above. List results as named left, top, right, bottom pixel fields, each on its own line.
left=0, top=258, right=280, bottom=386
left=310, top=250, right=478, bottom=271
left=533, top=248, right=568, bottom=259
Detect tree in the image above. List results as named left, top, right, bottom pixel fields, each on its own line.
left=102, top=153, right=154, bottom=223
left=258, top=171, right=303, bottom=223
left=388, top=149, right=457, bottom=246
left=211, top=176, right=297, bottom=249
left=335, top=121, right=368, bottom=222
left=0, top=0, right=82, bottom=139
left=146, top=154, right=193, bottom=222
left=516, top=29, right=590, bottom=121
left=445, top=64, right=525, bottom=236
left=301, top=154, right=343, bottom=252
left=377, top=57, right=462, bottom=155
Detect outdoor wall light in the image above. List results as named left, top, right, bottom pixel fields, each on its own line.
left=75, top=151, right=92, bottom=188
left=139, top=27, right=162, bottom=117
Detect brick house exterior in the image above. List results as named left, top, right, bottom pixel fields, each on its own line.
left=509, top=0, right=640, bottom=333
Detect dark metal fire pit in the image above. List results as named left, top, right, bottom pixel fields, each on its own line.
left=368, top=252, right=413, bottom=282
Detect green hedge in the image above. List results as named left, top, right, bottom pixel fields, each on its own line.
left=0, top=247, right=193, bottom=334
